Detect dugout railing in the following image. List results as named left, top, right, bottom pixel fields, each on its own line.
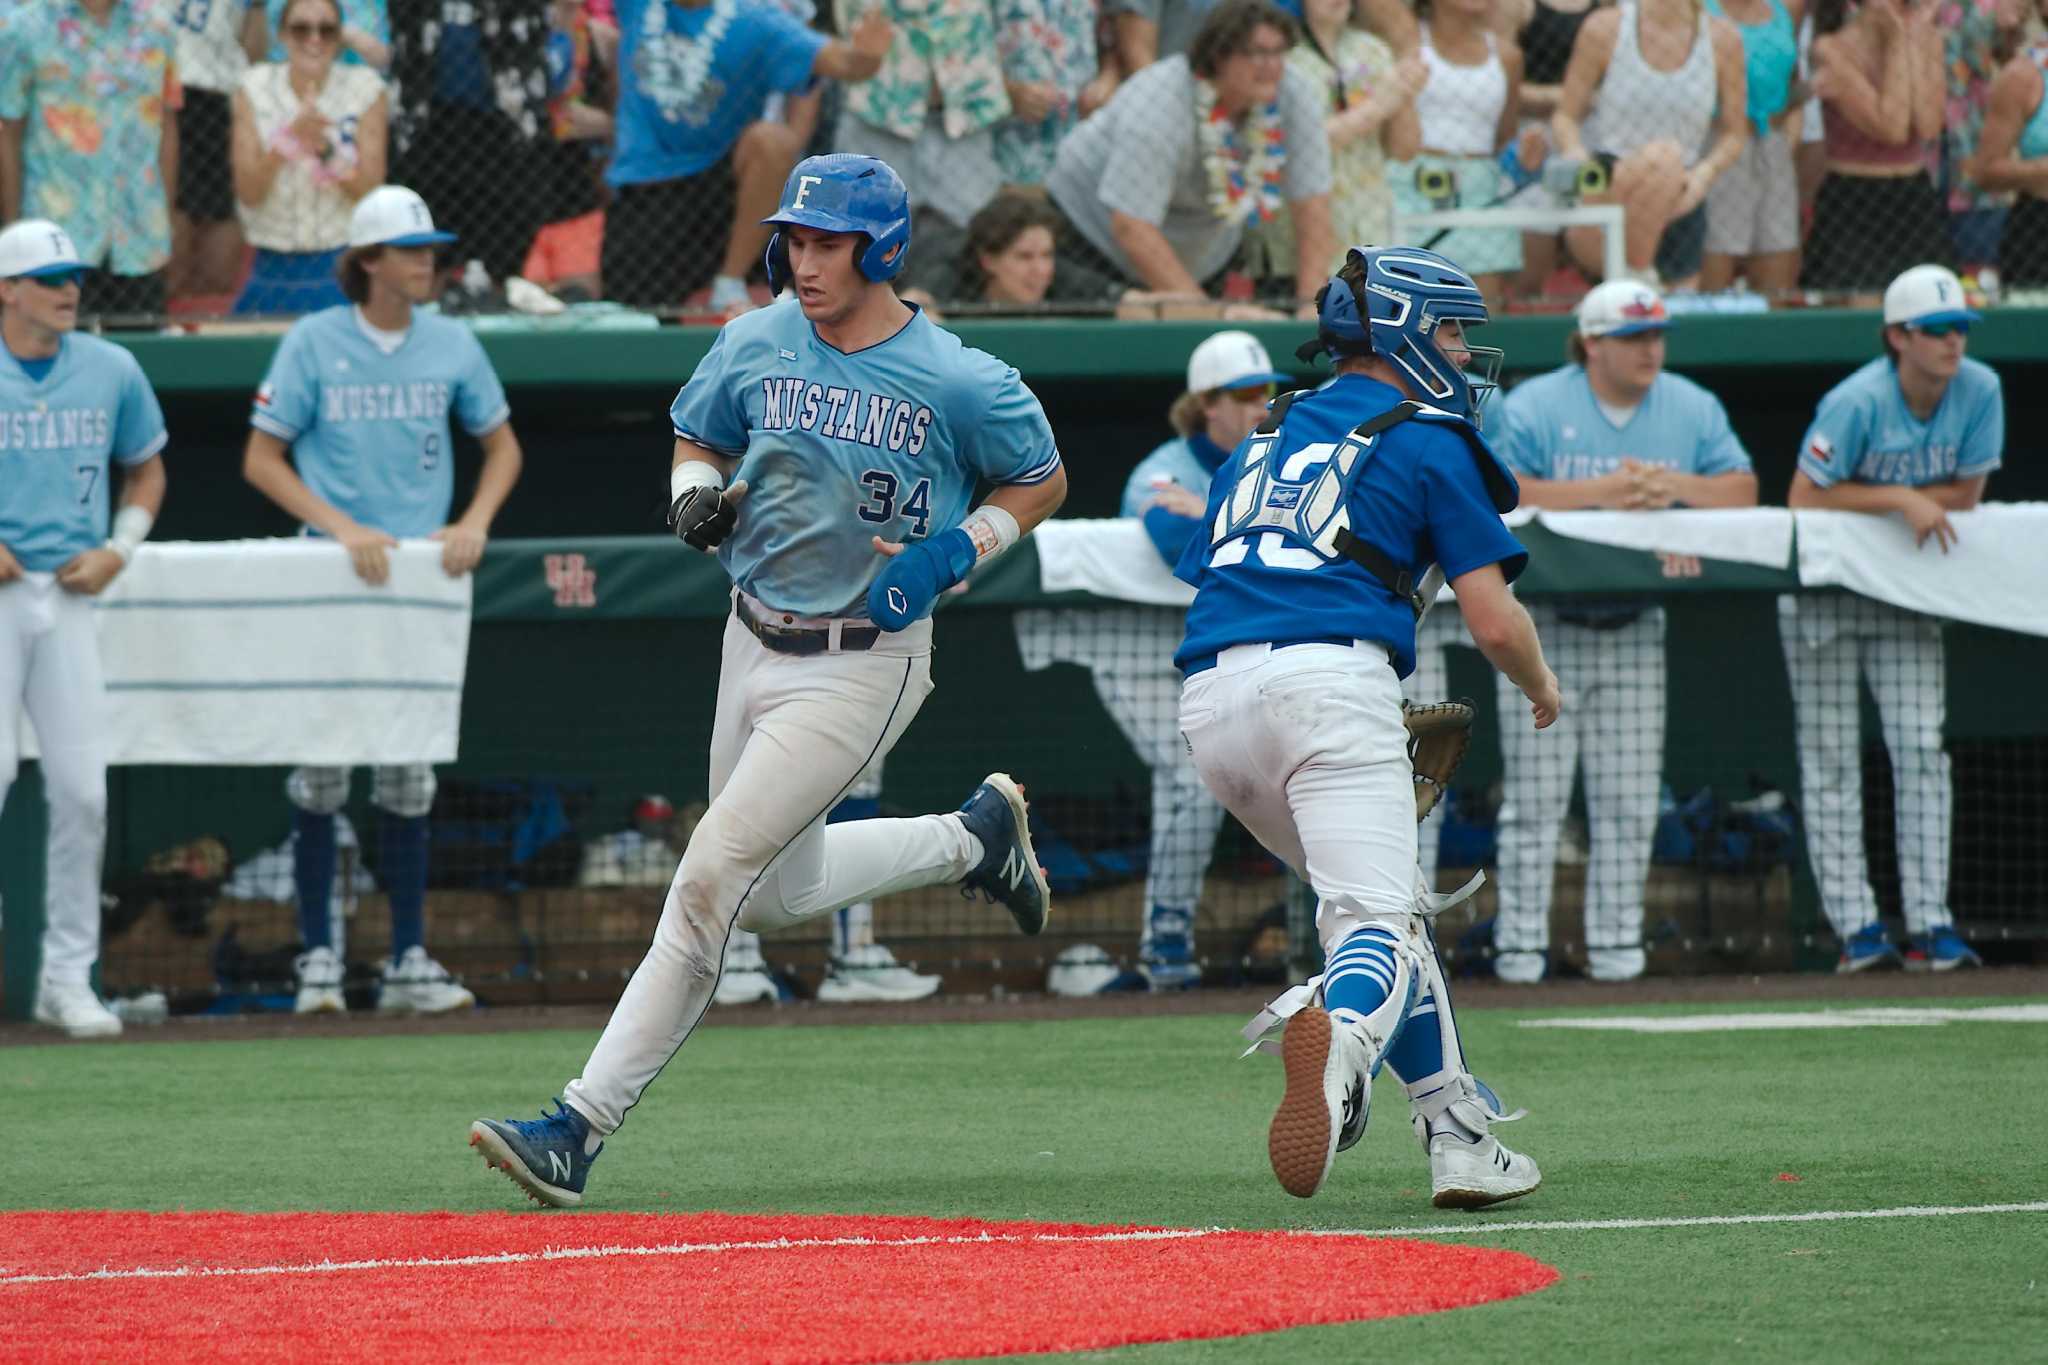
left=3, top=513, right=2044, bottom=1017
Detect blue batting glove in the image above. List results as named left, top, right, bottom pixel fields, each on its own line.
left=868, top=528, right=976, bottom=631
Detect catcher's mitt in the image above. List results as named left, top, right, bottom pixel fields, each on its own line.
left=1403, top=700, right=1474, bottom=823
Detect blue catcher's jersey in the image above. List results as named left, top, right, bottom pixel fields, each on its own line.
left=251, top=306, right=511, bottom=539
left=671, top=298, right=1062, bottom=617
left=1497, top=366, right=1753, bottom=483
left=1175, top=373, right=1527, bottom=678
left=0, top=335, right=167, bottom=572
left=1797, top=356, right=2003, bottom=489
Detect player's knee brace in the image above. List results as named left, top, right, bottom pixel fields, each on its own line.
left=286, top=765, right=350, bottom=816
left=371, top=763, right=437, bottom=819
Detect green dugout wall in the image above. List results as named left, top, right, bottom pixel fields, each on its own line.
left=4, top=312, right=2046, bottom=1013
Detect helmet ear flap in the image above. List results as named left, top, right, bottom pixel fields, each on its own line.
left=765, top=230, right=791, bottom=295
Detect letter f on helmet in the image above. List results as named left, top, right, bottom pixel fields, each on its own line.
left=762, top=154, right=913, bottom=295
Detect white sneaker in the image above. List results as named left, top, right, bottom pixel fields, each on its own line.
left=1267, top=1007, right=1371, bottom=1199
left=377, top=946, right=475, bottom=1015
left=32, top=979, right=122, bottom=1039
left=817, top=944, right=941, bottom=1003
left=1494, top=950, right=1546, bottom=984
left=1588, top=946, right=1646, bottom=982
left=1427, top=1131, right=1543, bottom=1210
left=713, top=942, right=779, bottom=1006
left=294, top=945, right=347, bottom=1015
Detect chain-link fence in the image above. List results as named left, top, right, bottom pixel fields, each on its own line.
left=1, top=0, right=2036, bottom=326
left=48, top=531, right=2045, bottom=1015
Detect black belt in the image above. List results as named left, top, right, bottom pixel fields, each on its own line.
left=735, top=595, right=881, bottom=655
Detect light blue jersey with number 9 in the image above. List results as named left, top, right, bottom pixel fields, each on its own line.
left=250, top=305, right=510, bottom=539
left=671, top=298, right=1062, bottom=617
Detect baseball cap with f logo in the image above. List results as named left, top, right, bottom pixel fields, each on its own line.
left=0, top=219, right=84, bottom=279
left=348, top=186, right=459, bottom=249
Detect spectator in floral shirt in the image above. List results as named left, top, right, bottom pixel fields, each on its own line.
left=1936, top=0, right=2027, bottom=270
left=994, top=0, right=1105, bottom=186
left=0, top=0, right=182, bottom=322
left=835, top=0, right=1013, bottom=233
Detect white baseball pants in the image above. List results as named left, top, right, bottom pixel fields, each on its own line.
left=0, top=576, right=109, bottom=986
left=1493, top=607, right=1666, bottom=978
left=565, top=609, right=980, bottom=1133
left=1090, top=658, right=1226, bottom=919
left=1778, top=594, right=1951, bottom=937
left=1179, top=641, right=1417, bottom=954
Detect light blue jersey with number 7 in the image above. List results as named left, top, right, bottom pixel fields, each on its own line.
left=250, top=305, right=510, bottom=538
left=670, top=297, right=1061, bottom=617
left=0, top=334, right=167, bottom=571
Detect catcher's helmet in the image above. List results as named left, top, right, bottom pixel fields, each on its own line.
left=1300, top=246, right=1502, bottom=423
left=762, top=154, right=912, bottom=295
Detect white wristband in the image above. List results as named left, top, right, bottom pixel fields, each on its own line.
left=960, top=505, right=1021, bottom=564
left=106, top=504, right=154, bottom=565
left=669, top=460, right=724, bottom=504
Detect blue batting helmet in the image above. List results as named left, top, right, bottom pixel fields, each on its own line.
left=1299, top=246, right=1502, bottom=422
left=762, top=154, right=912, bottom=295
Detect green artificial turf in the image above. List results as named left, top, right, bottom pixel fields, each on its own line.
left=6, top=998, right=2045, bottom=1363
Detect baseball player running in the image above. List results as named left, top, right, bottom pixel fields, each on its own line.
left=0, top=220, right=169, bottom=1040
left=1782, top=264, right=1999, bottom=973
left=243, top=185, right=524, bottom=1016
left=1178, top=246, right=1558, bottom=1208
left=1490, top=280, right=1756, bottom=984
left=1116, top=330, right=1291, bottom=988
left=471, top=154, right=1067, bottom=1207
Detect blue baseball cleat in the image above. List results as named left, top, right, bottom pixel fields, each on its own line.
left=1836, top=922, right=1899, bottom=974
left=1140, top=905, right=1201, bottom=989
left=957, top=773, right=1051, bottom=935
left=469, top=1099, right=601, bottom=1208
left=1903, top=926, right=1982, bottom=973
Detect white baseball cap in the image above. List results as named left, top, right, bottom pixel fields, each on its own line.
left=347, top=186, right=458, bottom=249
left=1883, top=264, right=1978, bottom=328
left=1186, top=330, right=1290, bottom=394
left=1576, top=279, right=1670, bottom=338
left=0, top=218, right=84, bottom=279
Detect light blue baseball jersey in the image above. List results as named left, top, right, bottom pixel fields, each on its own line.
left=1123, top=430, right=1230, bottom=567
left=671, top=298, right=1062, bottom=617
left=1497, top=366, right=1753, bottom=484
left=1120, top=432, right=1229, bottom=516
left=1174, top=373, right=1526, bottom=679
left=250, top=305, right=510, bottom=539
left=1797, top=356, right=2003, bottom=489
left=0, top=335, right=167, bottom=572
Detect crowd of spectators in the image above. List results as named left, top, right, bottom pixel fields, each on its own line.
left=1, top=0, right=2046, bottom=323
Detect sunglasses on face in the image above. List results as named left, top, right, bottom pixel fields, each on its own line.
left=17, top=270, right=84, bottom=289
left=287, top=20, right=342, bottom=39
left=1910, top=320, right=1969, bottom=338
left=1223, top=383, right=1275, bottom=404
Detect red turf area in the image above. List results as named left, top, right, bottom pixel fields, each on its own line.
left=0, top=1210, right=1556, bottom=1363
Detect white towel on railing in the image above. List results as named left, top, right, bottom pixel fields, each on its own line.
left=22, top=539, right=471, bottom=765
left=1794, top=505, right=2048, bottom=638
left=1033, top=518, right=1196, bottom=607
left=1507, top=507, right=1796, bottom=569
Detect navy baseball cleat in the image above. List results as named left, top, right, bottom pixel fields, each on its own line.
left=957, top=772, right=1051, bottom=935
left=469, top=1099, right=601, bottom=1208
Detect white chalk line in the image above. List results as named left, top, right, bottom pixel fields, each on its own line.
left=1521, top=1004, right=2048, bottom=1034
left=4, top=1201, right=2043, bottom=1287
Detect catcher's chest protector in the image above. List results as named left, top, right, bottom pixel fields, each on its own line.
left=1212, top=395, right=1418, bottom=562
left=1211, top=393, right=1429, bottom=611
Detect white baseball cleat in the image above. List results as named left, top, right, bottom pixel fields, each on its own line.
left=1267, top=1006, right=1371, bottom=1199
left=376, top=946, right=475, bottom=1015
left=32, top=979, right=122, bottom=1039
left=817, top=944, right=941, bottom=1003
left=1427, top=1131, right=1543, bottom=1210
left=294, top=945, right=347, bottom=1015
